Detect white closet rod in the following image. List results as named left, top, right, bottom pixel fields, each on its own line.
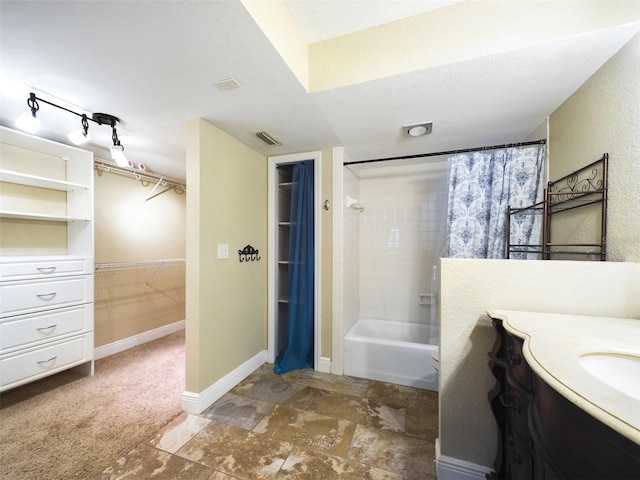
left=94, top=158, right=186, bottom=195
left=95, top=258, right=185, bottom=272
left=95, top=259, right=185, bottom=285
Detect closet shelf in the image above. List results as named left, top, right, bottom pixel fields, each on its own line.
left=0, top=210, right=91, bottom=222
left=0, top=169, right=91, bottom=191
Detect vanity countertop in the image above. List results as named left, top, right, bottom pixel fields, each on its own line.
left=486, top=309, right=640, bottom=444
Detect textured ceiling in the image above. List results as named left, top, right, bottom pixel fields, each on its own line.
left=285, top=0, right=464, bottom=42
left=0, top=1, right=638, bottom=180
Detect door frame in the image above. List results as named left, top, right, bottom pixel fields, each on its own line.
left=267, top=151, right=322, bottom=370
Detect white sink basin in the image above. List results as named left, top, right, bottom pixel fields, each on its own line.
left=579, top=353, right=640, bottom=402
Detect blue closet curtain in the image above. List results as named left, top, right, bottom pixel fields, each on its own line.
left=275, top=161, right=314, bottom=374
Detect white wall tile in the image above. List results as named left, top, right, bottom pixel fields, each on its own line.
left=356, top=159, right=448, bottom=324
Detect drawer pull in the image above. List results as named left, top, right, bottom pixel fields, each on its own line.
left=36, top=292, right=57, bottom=300
left=36, top=266, right=57, bottom=274
left=36, top=324, right=58, bottom=332
left=37, top=356, right=58, bottom=365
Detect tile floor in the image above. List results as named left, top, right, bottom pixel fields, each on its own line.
left=101, top=365, right=438, bottom=479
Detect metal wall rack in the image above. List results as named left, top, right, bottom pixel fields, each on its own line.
left=507, top=153, right=608, bottom=260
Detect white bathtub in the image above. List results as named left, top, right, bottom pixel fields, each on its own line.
left=343, top=318, right=439, bottom=391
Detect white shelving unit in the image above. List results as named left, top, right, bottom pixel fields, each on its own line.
left=0, top=126, right=94, bottom=392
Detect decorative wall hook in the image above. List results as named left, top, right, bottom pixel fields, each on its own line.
left=238, top=244, right=261, bottom=262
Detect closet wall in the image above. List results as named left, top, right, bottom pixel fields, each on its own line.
left=93, top=168, right=186, bottom=347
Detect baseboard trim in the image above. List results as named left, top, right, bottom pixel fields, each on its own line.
left=181, top=349, right=267, bottom=414
left=436, top=439, right=493, bottom=480
left=94, top=320, right=186, bottom=360
left=317, top=356, right=331, bottom=373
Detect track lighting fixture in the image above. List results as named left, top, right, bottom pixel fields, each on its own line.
left=17, top=92, right=127, bottom=165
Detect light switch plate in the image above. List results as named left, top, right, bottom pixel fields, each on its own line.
left=217, top=243, right=229, bottom=259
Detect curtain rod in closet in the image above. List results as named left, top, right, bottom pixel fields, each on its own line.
left=343, top=139, right=546, bottom=166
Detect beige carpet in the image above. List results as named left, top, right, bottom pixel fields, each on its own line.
left=0, top=330, right=185, bottom=480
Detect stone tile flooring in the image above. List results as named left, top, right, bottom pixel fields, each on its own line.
left=101, top=366, right=438, bottom=479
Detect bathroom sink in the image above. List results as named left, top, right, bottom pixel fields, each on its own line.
left=579, top=353, right=640, bottom=401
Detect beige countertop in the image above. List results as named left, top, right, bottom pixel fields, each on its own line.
left=486, top=309, right=640, bottom=444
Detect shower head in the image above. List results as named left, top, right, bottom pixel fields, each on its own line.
left=345, top=196, right=365, bottom=212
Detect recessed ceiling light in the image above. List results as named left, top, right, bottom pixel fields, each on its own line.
left=405, top=122, right=433, bottom=137
left=213, top=78, right=242, bottom=91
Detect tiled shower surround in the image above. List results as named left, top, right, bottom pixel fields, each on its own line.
left=344, top=159, right=449, bottom=326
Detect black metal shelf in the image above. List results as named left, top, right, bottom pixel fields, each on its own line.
left=507, top=153, right=608, bottom=261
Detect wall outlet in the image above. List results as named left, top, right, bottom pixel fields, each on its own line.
left=217, top=244, right=229, bottom=260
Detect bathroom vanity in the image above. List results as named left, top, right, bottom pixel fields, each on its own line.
left=487, top=310, right=640, bottom=479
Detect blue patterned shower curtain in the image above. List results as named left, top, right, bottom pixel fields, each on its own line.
left=446, top=145, right=545, bottom=259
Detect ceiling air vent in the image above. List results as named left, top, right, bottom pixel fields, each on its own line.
left=213, top=78, right=241, bottom=91
left=256, top=130, right=282, bottom=146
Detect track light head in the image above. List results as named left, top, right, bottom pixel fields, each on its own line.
left=92, top=113, right=128, bottom=165
left=16, top=93, right=41, bottom=133
left=28, top=92, right=39, bottom=117
left=15, top=113, right=41, bottom=134
left=68, top=114, right=91, bottom=145
left=110, top=144, right=129, bottom=167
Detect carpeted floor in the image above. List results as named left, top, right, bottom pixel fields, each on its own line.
left=0, top=330, right=185, bottom=480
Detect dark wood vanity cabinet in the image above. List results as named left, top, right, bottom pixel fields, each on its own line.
left=488, top=319, right=536, bottom=479
left=488, top=318, right=640, bottom=480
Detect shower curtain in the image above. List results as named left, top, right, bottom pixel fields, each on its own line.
left=446, top=145, right=545, bottom=259
left=275, top=161, right=314, bottom=374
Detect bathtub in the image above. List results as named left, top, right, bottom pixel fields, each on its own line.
left=343, top=318, right=439, bottom=391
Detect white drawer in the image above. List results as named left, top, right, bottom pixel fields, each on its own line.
left=0, top=304, right=93, bottom=353
left=0, top=256, right=93, bottom=281
left=0, top=333, right=93, bottom=391
left=0, top=275, right=94, bottom=317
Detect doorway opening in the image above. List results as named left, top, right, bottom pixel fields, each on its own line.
left=267, top=151, right=322, bottom=372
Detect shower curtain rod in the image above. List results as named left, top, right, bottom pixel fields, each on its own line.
left=343, top=139, right=546, bottom=166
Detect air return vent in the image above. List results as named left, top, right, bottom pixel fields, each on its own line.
left=213, top=78, right=241, bottom=91
left=256, top=130, right=282, bottom=146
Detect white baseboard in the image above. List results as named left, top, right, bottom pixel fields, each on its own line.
left=181, top=349, right=267, bottom=414
left=317, top=356, right=331, bottom=373
left=94, top=320, right=186, bottom=360
left=436, top=439, right=493, bottom=480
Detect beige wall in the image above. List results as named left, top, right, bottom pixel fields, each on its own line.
left=94, top=170, right=186, bottom=347
left=185, top=119, right=267, bottom=393
left=439, top=33, right=640, bottom=470
left=439, top=258, right=640, bottom=467
left=549, top=32, right=640, bottom=262
left=309, top=1, right=640, bottom=92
